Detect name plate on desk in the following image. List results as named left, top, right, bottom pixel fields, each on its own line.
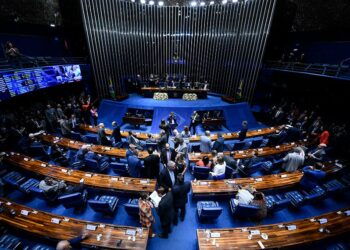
left=111, top=177, right=119, bottom=181
left=20, top=210, right=29, bottom=216
left=258, top=148, right=263, bottom=152
left=125, top=229, right=136, bottom=236
left=286, top=225, right=297, bottom=230
left=318, top=218, right=328, bottom=224
left=238, top=151, right=244, bottom=154
left=140, top=180, right=148, bottom=184
left=69, top=140, right=74, bottom=144
left=104, top=147, right=111, bottom=151
left=227, top=133, right=232, bottom=136
left=87, top=224, right=97, bottom=231
left=199, top=182, right=209, bottom=186
left=280, top=174, right=288, bottom=178
left=24, top=158, right=29, bottom=161
left=275, top=146, right=280, bottom=149
left=250, top=230, right=260, bottom=235
left=258, top=129, right=262, bottom=132
left=40, top=163, right=46, bottom=167
left=51, top=218, right=61, bottom=224
left=344, top=210, right=350, bottom=216
left=210, top=232, right=221, bottom=238
left=61, top=169, right=68, bottom=173
left=195, top=153, right=200, bottom=156
left=255, top=178, right=263, bottom=182
left=85, top=173, right=92, bottom=177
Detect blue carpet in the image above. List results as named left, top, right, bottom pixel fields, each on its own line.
left=98, top=95, right=261, bottom=134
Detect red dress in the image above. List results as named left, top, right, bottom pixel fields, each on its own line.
left=138, top=199, right=154, bottom=228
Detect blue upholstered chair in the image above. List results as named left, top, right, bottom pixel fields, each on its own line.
left=0, top=234, right=22, bottom=250
left=2, top=171, right=26, bottom=188
left=70, top=131, right=84, bottom=141
left=190, top=144, right=201, bottom=152
left=110, top=162, right=129, bottom=176
left=285, top=191, right=305, bottom=207
left=19, top=178, right=40, bottom=194
left=301, top=185, right=326, bottom=203
left=212, top=173, right=225, bottom=180
left=124, top=198, right=139, bottom=217
left=197, top=201, right=222, bottom=221
left=88, top=195, right=119, bottom=214
left=85, top=134, right=98, bottom=144
left=265, top=194, right=291, bottom=212
left=31, top=244, right=55, bottom=250
left=225, top=166, right=237, bottom=179
left=238, top=162, right=264, bottom=176
left=58, top=189, right=88, bottom=211
left=229, top=199, right=260, bottom=218
left=249, top=139, right=263, bottom=149
left=29, top=186, right=50, bottom=201
left=28, top=144, right=51, bottom=158
left=85, top=158, right=109, bottom=172
left=323, top=179, right=346, bottom=194
left=193, top=166, right=210, bottom=180
left=260, top=161, right=274, bottom=172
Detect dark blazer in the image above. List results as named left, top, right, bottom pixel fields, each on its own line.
left=97, top=128, right=110, bottom=145
left=212, top=137, right=225, bottom=152
left=172, top=181, right=191, bottom=208
left=161, top=148, right=176, bottom=165
left=127, top=155, right=143, bottom=178
left=159, top=123, right=170, bottom=136
left=238, top=126, right=248, bottom=141
left=143, top=154, right=160, bottom=179
left=158, top=135, right=168, bottom=151
left=111, top=126, right=122, bottom=142
left=158, top=192, right=174, bottom=226
left=159, top=168, right=177, bottom=191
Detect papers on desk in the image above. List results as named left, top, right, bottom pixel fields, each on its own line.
left=149, top=190, right=161, bottom=208
left=87, top=224, right=97, bottom=231
left=69, top=140, right=74, bottom=144
left=51, top=218, right=61, bottom=224
left=238, top=151, right=244, bottom=154
left=6, top=202, right=11, bottom=206
left=258, top=148, right=263, bottom=152
left=258, top=129, right=262, bottom=132
left=195, top=153, right=200, bottom=156
left=61, top=169, right=68, bottom=173
left=111, top=177, right=119, bottom=181
left=227, top=133, right=232, bottom=136
left=104, top=147, right=111, bottom=151
left=80, top=178, right=84, bottom=183
left=125, top=229, right=136, bottom=236
left=335, top=163, right=343, bottom=168
left=275, top=146, right=280, bottom=149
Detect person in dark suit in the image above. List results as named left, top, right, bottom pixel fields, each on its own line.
left=167, top=112, right=178, bottom=135
left=238, top=120, right=248, bottom=141
left=158, top=130, right=168, bottom=151
left=111, top=121, right=122, bottom=146
left=172, top=174, right=191, bottom=224
left=157, top=187, right=174, bottom=239
left=159, top=161, right=177, bottom=191
left=127, top=153, right=143, bottom=178
left=159, top=119, right=170, bottom=141
left=161, top=143, right=176, bottom=165
left=97, top=123, right=111, bottom=146
left=189, top=111, right=200, bottom=134
left=212, top=132, right=225, bottom=152
left=143, top=147, right=160, bottom=179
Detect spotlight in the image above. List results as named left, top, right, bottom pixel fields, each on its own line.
left=222, top=0, right=227, bottom=4
left=232, top=0, right=238, bottom=2
left=50, top=23, right=56, bottom=27
left=149, top=0, right=155, bottom=4
left=200, top=1, right=205, bottom=6
left=140, top=0, right=146, bottom=4
left=209, top=1, right=215, bottom=5
left=190, top=1, right=197, bottom=6
left=158, top=1, right=164, bottom=6
left=131, top=0, right=135, bottom=2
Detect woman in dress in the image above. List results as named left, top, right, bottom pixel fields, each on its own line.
left=175, top=153, right=187, bottom=175
left=138, top=192, right=156, bottom=237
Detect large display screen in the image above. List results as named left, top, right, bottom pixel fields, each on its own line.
left=0, top=64, right=82, bottom=102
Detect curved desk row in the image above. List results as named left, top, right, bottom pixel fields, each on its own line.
left=79, top=124, right=285, bottom=142
left=4, top=153, right=156, bottom=194
left=191, top=162, right=344, bottom=197
left=188, top=140, right=308, bottom=162
left=197, top=207, right=350, bottom=249
left=0, top=198, right=148, bottom=250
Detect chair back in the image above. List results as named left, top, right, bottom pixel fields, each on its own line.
left=193, top=166, right=210, bottom=180
left=85, top=134, right=98, bottom=144
left=110, top=162, right=128, bottom=176
left=124, top=199, right=139, bottom=217
left=250, top=139, right=263, bottom=149
left=58, top=191, right=86, bottom=209
left=232, top=141, right=246, bottom=151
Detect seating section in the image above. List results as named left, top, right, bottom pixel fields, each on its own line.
left=197, top=201, right=223, bottom=221
left=110, top=162, right=129, bottom=176
left=0, top=234, right=22, bottom=250
left=88, top=195, right=119, bottom=214
left=124, top=198, right=140, bottom=217
left=58, top=189, right=88, bottom=211
left=265, top=194, right=291, bottom=212
left=84, top=158, right=109, bottom=172
left=2, top=171, right=26, bottom=188
left=19, top=178, right=40, bottom=194
left=229, top=199, right=261, bottom=218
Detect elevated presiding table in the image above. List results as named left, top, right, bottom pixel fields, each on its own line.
left=140, top=87, right=208, bottom=99
left=0, top=198, right=148, bottom=250
left=197, top=208, right=350, bottom=249
left=4, top=153, right=156, bottom=194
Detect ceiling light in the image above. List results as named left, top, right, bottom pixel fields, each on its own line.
left=222, top=0, right=227, bottom=4
left=50, top=23, right=56, bottom=27
left=232, top=0, right=238, bottom=2
left=190, top=1, right=197, bottom=6
left=200, top=1, right=205, bottom=6
left=131, top=0, right=135, bottom=2
left=149, top=0, right=155, bottom=4
left=140, top=0, right=146, bottom=4
left=209, top=1, right=215, bottom=4
left=158, top=1, right=164, bottom=6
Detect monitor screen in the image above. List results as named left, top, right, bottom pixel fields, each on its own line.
left=0, top=64, right=82, bottom=102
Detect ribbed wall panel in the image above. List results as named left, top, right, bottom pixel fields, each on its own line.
left=80, top=0, right=276, bottom=101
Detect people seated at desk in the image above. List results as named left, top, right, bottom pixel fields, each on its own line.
left=232, top=185, right=256, bottom=205
left=200, top=130, right=212, bottom=153
left=196, top=155, right=212, bottom=168
left=146, top=133, right=157, bottom=143
left=210, top=155, right=226, bottom=178
left=250, top=192, right=268, bottom=220
left=212, top=132, right=225, bottom=152
left=39, top=177, right=84, bottom=201
left=282, top=147, right=305, bottom=172
left=127, top=131, right=144, bottom=150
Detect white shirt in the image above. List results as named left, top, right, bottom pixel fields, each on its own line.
left=235, top=189, right=254, bottom=205
left=212, top=162, right=226, bottom=176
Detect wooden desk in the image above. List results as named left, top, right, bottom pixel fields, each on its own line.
left=202, top=118, right=226, bottom=129
left=197, top=208, right=350, bottom=249
left=188, top=140, right=307, bottom=162
left=4, top=153, right=156, bottom=194
left=0, top=198, right=148, bottom=250
left=79, top=124, right=285, bottom=143
left=140, top=87, right=208, bottom=99
left=191, top=162, right=343, bottom=197
left=122, top=116, right=146, bottom=126
left=40, top=134, right=149, bottom=159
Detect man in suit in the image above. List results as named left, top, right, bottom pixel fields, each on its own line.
left=127, top=153, right=143, bottom=178
left=189, top=111, right=200, bottom=134
left=158, top=130, right=168, bottom=151
left=200, top=130, right=212, bottom=153
left=161, top=143, right=176, bottom=165
left=159, top=161, right=177, bottom=191
left=172, top=174, right=191, bottom=224
left=212, top=132, right=225, bottom=152
left=127, top=131, right=144, bottom=150
left=111, top=121, right=122, bottom=147
left=238, top=121, right=248, bottom=141
left=97, top=123, right=111, bottom=146
left=143, top=147, right=160, bottom=179
left=159, top=119, right=170, bottom=141
left=157, top=187, right=174, bottom=238
left=167, top=112, right=178, bottom=135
